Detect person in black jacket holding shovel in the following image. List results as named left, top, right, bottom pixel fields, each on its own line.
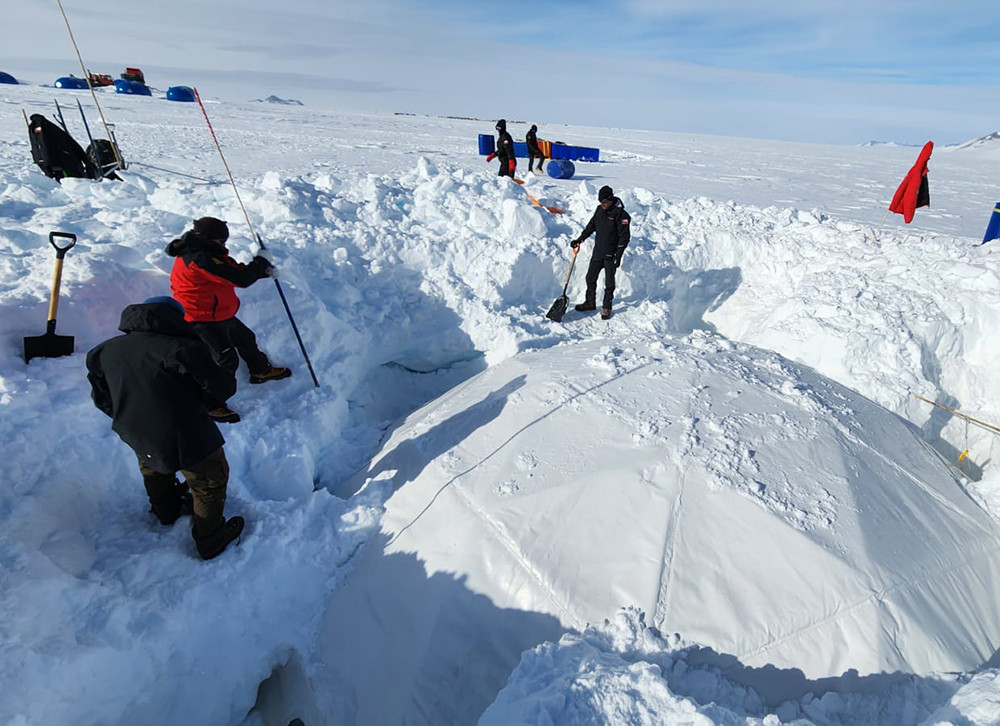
left=86, top=297, right=245, bottom=560
left=571, top=185, right=631, bottom=320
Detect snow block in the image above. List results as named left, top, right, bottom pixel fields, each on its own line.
left=478, top=134, right=495, bottom=156
left=546, top=159, right=575, bottom=179
left=54, top=76, right=89, bottom=90
left=114, top=79, right=152, bottom=96
left=0, top=71, right=17, bottom=84
left=166, top=85, right=195, bottom=102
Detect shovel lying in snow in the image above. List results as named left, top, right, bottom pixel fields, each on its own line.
left=24, top=231, right=77, bottom=363
left=545, top=245, right=579, bottom=322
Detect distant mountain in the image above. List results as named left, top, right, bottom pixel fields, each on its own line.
left=955, top=131, right=1000, bottom=150
left=858, top=140, right=921, bottom=148
left=252, top=95, right=304, bottom=106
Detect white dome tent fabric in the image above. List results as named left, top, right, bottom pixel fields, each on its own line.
left=319, top=333, right=1000, bottom=724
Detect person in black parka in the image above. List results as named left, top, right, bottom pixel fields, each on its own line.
left=86, top=297, right=245, bottom=560
left=525, top=124, right=545, bottom=174
left=486, top=119, right=516, bottom=178
left=570, top=185, right=632, bottom=320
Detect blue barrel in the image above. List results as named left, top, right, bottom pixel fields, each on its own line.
left=478, top=134, right=495, bottom=155
left=114, top=79, right=152, bottom=96
left=54, top=76, right=89, bottom=89
left=166, top=85, right=195, bottom=102
left=547, top=159, right=575, bottom=180
left=0, top=71, right=17, bottom=84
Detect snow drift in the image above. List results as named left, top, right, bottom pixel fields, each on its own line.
left=320, top=333, right=1000, bottom=722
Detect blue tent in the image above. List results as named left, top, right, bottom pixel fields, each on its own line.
left=114, top=78, right=151, bottom=96
left=166, top=85, right=195, bottom=102
left=981, top=203, right=1000, bottom=245
left=54, top=76, right=89, bottom=90
left=0, top=72, right=17, bottom=85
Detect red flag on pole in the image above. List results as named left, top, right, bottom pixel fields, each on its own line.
left=888, top=141, right=933, bottom=223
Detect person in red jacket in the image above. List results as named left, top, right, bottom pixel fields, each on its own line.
left=166, top=217, right=290, bottom=423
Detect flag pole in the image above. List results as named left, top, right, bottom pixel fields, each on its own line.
left=193, top=88, right=320, bottom=387
left=872, top=209, right=890, bottom=239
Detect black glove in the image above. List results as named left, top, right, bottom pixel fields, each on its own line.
left=251, top=255, right=275, bottom=279
left=614, top=251, right=624, bottom=270
left=570, top=238, right=580, bottom=250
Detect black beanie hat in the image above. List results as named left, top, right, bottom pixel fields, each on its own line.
left=598, top=185, right=614, bottom=202
left=495, top=119, right=506, bottom=130
left=193, top=217, right=229, bottom=242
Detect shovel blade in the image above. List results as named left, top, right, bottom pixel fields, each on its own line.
left=546, top=295, right=569, bottom=322
left=24, top=331, right=75, bottom=363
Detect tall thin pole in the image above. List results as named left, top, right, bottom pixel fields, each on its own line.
left=193, top=88, right=256, bottom=238
left=54, top=0, right=124, bottom=168
left=193, top=88, right=320, bottom=387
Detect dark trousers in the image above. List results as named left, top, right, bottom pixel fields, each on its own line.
left=191, top=317, right=271, bottom=377
left=140, top=447, right=229, bottom=537
left=498, top=158, right=516, bottom=178
left=584, top=255, right=617, bottom=309
left=528, top=150, right=544, bottom=171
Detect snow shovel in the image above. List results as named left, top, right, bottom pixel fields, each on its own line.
left=545, top=245, right=579, bottom=322
left=24, top=231, right=77, bottom=363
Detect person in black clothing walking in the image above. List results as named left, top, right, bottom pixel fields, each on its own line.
left=570, top=185, right=631, bottom=320
left=486, top=119, right=516, bottom=178
left=526, top=124, right=545, bottom=174
left=86, top=297, right=245, bottom=560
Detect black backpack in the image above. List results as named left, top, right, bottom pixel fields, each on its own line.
left=28, top=114, right=97, bottom=181
left=86, top=138, right=122, bottom=180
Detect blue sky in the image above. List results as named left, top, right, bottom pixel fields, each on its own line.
left=4, top=0, right=1000, bottom=145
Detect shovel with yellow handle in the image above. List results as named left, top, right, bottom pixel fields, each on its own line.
left=24, top=231, right=77, bottom=363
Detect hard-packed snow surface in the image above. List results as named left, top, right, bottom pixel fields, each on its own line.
left=2, top=80, right=1000, bottom=725
left=322, top=334, right=1000, bottom=723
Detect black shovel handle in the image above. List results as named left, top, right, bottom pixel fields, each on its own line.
left=49, top=231, right=76, bottom=259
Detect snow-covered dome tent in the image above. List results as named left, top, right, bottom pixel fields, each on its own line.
left=0, top=71, right=17, bottom=84
left=317, top=333, right=1000, bottom=724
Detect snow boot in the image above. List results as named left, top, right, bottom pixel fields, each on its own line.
left=209, top=405, right=241, bottom=424
left=601, top=308, right=612, bottom=320
left=575, top=302, right=597, bottom=312
left=148, top=479, right=193, bottom=526
left=249, top=366, right=292, bottom=385
left=194, top=516, right=245, bottom=560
